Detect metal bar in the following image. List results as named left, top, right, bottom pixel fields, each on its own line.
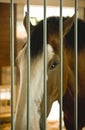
left=26, top=0, right=30, bottom=130
left=43, top=0, right=47, bottom=130
left=59, top=0, right=63, bottom=130
left=74, top=0, right=78, bottom=130
left=10, top=0, right=14, bottom=130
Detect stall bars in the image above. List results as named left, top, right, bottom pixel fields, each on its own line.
left=10, top=0, right=78, bottom=130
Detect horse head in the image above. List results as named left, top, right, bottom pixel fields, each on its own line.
left=15, top=16, right=74, bottom=130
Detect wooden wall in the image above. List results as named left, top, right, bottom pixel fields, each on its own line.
left=0, top=3, right=16, bottom=66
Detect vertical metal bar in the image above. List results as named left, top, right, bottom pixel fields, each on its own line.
left=43, top=0, right=47, bottom=130
left=59, top=0, right=63, bottom=130
left=74, top=0, right=78, bottom=130
left=27, top=0, right=30, bottom=130
left=10, top=0, right=14, bottom=130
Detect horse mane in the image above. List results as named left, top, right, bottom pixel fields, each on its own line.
left=30, top=17, right=59, bottom=59
left=65, top=18, right=85, bottom=51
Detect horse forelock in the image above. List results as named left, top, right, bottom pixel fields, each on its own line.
left=30, top=16, right=60, bottom=59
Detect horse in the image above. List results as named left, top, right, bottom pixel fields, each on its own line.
left=15, top=15, right=85, bottom=130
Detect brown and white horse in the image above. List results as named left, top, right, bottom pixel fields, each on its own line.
left=15, top=16, right=85, bottom=130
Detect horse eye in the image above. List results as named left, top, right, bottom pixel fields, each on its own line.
left=50, top=60, right=59, bottom=70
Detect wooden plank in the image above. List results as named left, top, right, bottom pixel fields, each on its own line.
left=0, top=113, right=11, bottom=121
left=0, top=68, right=1, bottom=84
left=0, top=85, right=16, bottom=113
left=0, top=3, right=16, bottom=66
left=0, top=0, right=85, bottom=8
left=0, top=51, right=16, bottom=66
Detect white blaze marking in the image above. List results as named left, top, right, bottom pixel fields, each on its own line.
left=47, top=44, right=54, bottom=63
left=15, top=43, right=55, bottom=130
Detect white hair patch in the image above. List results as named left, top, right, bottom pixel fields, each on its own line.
left=47, top=44, right=55, bottom=63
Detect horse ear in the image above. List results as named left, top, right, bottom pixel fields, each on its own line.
left=63, top=15, right=74, bottom=37
left=23, top=12, right=34, bottom=34
left=23, top=12, right=27, bottom=31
